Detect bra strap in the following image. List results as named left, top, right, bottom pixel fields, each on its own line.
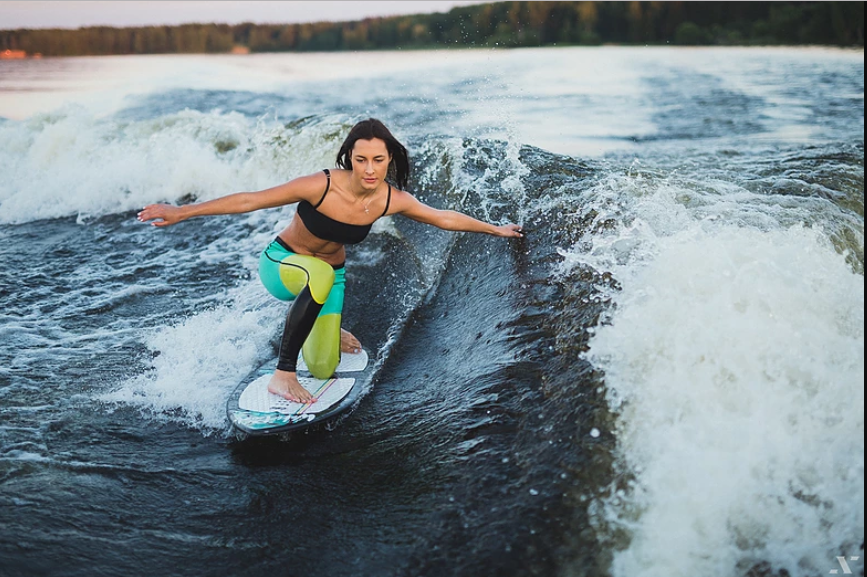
left=381, top=183, right=392, bottom=217
left=314, top=169, right=331, bottom=209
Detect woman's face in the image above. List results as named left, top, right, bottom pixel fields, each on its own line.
left=351, top=138, right=391, bottom=192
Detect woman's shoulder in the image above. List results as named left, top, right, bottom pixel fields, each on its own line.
left=386, top=186, right=422, bottom=211
left=272, top=170, right=332, bottom=205
left=323, top=168, right=352, bottom=186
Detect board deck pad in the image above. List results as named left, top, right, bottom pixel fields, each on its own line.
left=297, top=348, right=369, bottom=374
left=238, top=374, right=355, bottom=415
left=228, top=349, right=372, bottom=437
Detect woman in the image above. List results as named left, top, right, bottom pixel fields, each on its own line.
left=138, top=119, right=523, bottom=404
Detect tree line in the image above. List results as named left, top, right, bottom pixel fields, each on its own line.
left=1, top=1, right=863, bottom=57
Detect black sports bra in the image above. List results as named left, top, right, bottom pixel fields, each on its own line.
left=297, top=169, right=391, bottom=245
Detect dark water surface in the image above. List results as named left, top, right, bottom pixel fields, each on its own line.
left=1, top=47, right=863, bottom=577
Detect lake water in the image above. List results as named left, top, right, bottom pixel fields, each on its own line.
left=0, top=46, right=863, bottom=577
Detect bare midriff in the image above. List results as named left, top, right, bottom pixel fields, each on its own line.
left=277, top=212, right=347, bottom=267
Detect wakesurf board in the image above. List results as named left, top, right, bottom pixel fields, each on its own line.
left=227, top=349, right=371, bottom=438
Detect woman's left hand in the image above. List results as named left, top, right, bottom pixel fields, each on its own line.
left=493, top=224, right=525, bottom=238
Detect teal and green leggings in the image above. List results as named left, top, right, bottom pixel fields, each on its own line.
left=258, top=237, right=345, bottom=379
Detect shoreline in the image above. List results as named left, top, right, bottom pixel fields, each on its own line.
left=1, top=43, right=863, bottom=61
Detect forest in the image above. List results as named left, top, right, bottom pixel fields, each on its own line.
left=1, top=1, right=863, bottom=57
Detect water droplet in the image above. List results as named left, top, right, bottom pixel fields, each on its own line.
left=590, top=428, right=601, bottom=438
left=529, top=488, right=539, bottom=496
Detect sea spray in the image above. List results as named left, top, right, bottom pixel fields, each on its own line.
left=0, top=109, right=349, bottom=225
left=563, top=166, right=864, bottom=577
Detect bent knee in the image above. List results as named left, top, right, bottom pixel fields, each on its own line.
left=279, top=255, right=335, bottom=304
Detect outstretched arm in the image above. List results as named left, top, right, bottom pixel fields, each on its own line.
left=392, top=189, right=524, bottom=238
left=137, top=172, right=327, bottom=227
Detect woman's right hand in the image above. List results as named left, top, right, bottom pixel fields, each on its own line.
left=137, top=204, right=185, bottom=227
left=492, top=223, right=525, bottom=238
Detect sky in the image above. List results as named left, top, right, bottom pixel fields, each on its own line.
left=0, top=1, right=491, bottom=30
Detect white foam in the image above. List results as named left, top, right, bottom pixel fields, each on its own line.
left=565, top=175, right=864, bottom=576
left=99, top=286, right=278, bottom=433
left=0, top=450, right=51, bottom=463
left=0, top=109, right=345, bottom=225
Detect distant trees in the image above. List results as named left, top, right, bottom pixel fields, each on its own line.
left=1, top=1, right=862, bottom=57
left=0, top=24, right=234, bottom=56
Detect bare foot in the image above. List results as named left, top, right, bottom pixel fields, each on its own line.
left=267, top=370, right=314, bottom=404
left=340, top=329, right=362, bottom=354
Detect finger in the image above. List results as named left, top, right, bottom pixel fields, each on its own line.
left=139, top=210, right=160, bottom=222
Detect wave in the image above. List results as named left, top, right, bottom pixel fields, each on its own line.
left=1, top=103, right=863, bottom=575
left=0, top=108, right=352, bottom=224
left=557, top=156, right=864, bottom=577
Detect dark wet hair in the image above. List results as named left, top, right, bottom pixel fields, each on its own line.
left=337, top=119, right=410, bottom=190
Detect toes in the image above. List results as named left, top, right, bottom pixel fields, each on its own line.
left=268, top=387, right=301, bottom=403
